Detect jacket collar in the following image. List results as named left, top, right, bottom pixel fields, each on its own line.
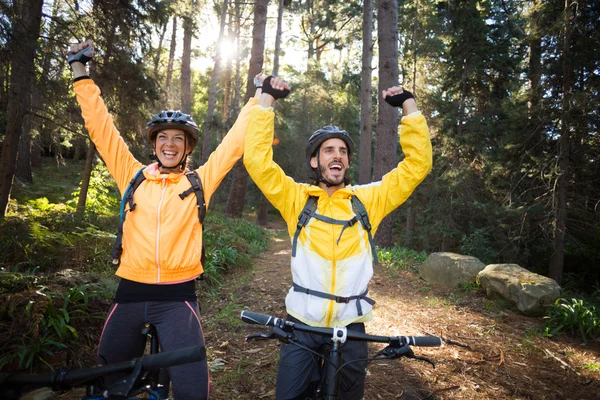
left=307, top=184, right=354, bottom=199
left=143, top=163, right=186, bottom=183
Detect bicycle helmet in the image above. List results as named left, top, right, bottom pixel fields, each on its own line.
left=145, top=110, right=199, bottom=149
left=305, top=126, right=354, bottom=167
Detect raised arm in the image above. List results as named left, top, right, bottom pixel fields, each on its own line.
left=355, top=87, right=432, bottom=227
left=67, top=40, right=141, bottom=193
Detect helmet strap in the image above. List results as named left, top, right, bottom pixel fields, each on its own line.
left=315, top=153, right=342, bottom=188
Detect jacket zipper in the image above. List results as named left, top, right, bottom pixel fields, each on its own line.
left=325, top=200, right=337, bottom=327
left=156, top=178, right=168, bottom=282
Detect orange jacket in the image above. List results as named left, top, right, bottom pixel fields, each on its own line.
left=74, top=79, right=257, bottom=283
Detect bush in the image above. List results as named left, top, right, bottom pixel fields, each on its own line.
left=201, top=215, right=268, bottom=292
left=460, top=228, right=497, bottom=264
left=377, top=246, right=427, bottom=271
left=0, top=284, right=103, bottom=370
left=543, top=297, right=600, bottom=343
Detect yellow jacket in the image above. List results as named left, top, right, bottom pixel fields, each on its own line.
left=244, top=106, right=432, bottom=327
left=74, top=79, right=257, bottom=283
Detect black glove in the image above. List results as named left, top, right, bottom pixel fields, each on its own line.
left=67, top=45, right=94, bottom=66
left=384, top=90, right=414, bottom=108
left=262, top=76, right=290, bottom=100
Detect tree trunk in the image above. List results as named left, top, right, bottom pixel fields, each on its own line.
left=154, top=20, right=168, bottom=77
left=201, top=0, right=229, bottom=164
left=165, top=15, right=177, bottom=106
left=527, top=0, right=543, bottom=151
left=256, top=0, right=285, bottom=226
left=227, top=0, right=242, bottom=124
left=373, top=0, right=399, bottom=247
left=15, top=121, right=32, bottom=183
left=405, top=200, right=416, bottom=247
left=0, top=0, right=44, bottom=218
left=272, top=0, right=285, bottom=76
left=181, top=1, right=197, bottom=114
left=75, top=142, right=97, bottom=219
left=224, top=0, right=269, bottom=218
left=549, top=0, right=575, bottom=285
left=358, top=0, right=373, bottom=184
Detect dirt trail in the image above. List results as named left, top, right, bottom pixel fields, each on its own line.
left=201, top=225, right=600, bottom=400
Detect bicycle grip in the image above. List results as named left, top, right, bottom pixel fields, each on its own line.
left=141, top=345, right=206, bottom=371
left=402, top=336, right=443, bottom=347
left=240, top=311, right=280, bottom=326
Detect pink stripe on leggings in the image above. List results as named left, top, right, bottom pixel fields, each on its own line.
left=184, top=301, right=210, bottom=398
left=97, top=303, right=119, bottom=356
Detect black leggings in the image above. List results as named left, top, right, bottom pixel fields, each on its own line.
left=97, top=301, right=208, bottom=400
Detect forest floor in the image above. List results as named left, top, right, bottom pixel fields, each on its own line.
left=43, top=218, right=600, bottom=400
left=199, top=219, right=600, bottom=400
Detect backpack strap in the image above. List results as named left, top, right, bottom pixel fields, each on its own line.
left=351, top=196, right=378, bottom=265
left=111, top=167, right=147, bottom=264
left=179, top=171, right=206, bottom=224
left=291, top=196, right=318, bottom=257
left=292, top=282, right=376, bottom=316
left=292, top=195, right=378, bottom=265
left=179, top=171, right=207, bottom=268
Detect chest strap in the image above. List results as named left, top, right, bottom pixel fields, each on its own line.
left=292, top=282, right=375, bottom=316
left=291, top=196, right=378, bottom=265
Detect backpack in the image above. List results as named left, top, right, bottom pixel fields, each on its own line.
left=290, top=195, right=378, bottom=316
left=110, top=168, right=207, bottom=268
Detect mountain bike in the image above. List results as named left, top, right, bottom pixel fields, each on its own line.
left=0, top=323, right=205, bottom=400
left=241, top=310, right=442, bottom=399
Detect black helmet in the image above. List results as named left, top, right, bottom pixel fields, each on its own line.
left=305, top=126, right=354, bottom=167
left=145, top=110, right=199, bottom=149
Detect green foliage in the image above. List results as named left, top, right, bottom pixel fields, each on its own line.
left=0, top=284, right=101, bottom=370
left=459, top=281, right=480, bottom=294
left=376, top=246, right=427, bottom=271
left=68, top=161, right=120, bottom=216
left=211, top=303, right=242, bottom=330
left=543, top=298, right=600, bottom=344
left=581, top=361, right=600, bottom=372
left=201, top=215, right=268, bottom=293
left=0, top=268, right=40, bottom=294
left=460, top=228, right=497, bottom=264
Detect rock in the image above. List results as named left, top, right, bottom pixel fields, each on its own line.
left=20, top=387, right=54, bottom=400
left=54, top=269, right=95, bottom=286
left=418, top=252, right=486, bottom=288
left=477, top=264, right=561, bottom=316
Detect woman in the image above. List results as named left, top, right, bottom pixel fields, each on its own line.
left=68, top=39, right=261, bottom=399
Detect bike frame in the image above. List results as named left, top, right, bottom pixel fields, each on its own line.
left=241, top=311, right=441, bottom=399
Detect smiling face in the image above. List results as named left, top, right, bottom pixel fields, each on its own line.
left=153, top=128, right=192, bottom=169
left=310, top=138, right=349, bottom=188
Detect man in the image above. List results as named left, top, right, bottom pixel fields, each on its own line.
left=244, top=75, right=432, bottom=399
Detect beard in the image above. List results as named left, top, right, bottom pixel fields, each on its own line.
left=319, top=162, right=346, bottom=186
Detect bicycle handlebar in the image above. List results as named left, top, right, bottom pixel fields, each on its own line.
left=240, top=310, right=442, bottom=347
left=0, top=345, right=206, bottom=391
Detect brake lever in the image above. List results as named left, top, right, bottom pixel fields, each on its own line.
left=411, top=355, right=436, bottom=369
left=245, top=333, right=274, bottom=341
left=376, top=345, right=436, bottom=369
left=245, top=327, right=294, bottom=344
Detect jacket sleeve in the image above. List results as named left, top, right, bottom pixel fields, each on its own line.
left=243, top=106, right=303, bottom=223
left=355, top=112, right=432, bottom=229
left=198, top=98, right=258, bottom=207
left=74, top=79, right=142, bottom=194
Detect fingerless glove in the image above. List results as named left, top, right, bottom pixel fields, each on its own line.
left=384, top=90, right=414, bottom=107
left=262, top=76, right=290, bottom=100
